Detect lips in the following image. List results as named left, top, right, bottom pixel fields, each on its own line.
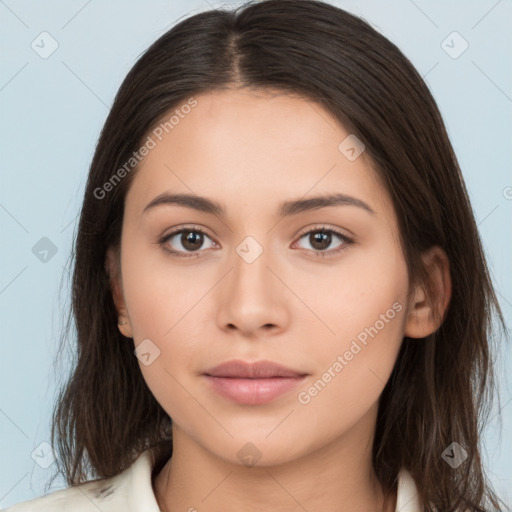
left=204, top=359, right=307, bottom=379
left=203, top=360, right=308, bottom=405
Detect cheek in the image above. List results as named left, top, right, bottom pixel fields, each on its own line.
left=293, top=243, right=408, bottom=412
left=301, top=295, right=406, bottom=394
left=120, top=242, right=217, bottom=403
left=288, top=236, right=409, bottom=349
left=292, top=298, right=406, bottom=447
left=120, top=236, right=208, bottom=342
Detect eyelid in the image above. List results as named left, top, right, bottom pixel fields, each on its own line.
left=160, top=223, right=215, bottom=240
left=294, top=223, right=353, bottom=241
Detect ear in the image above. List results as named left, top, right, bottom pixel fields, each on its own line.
left=404, top=245, right=452, bottom=338
left=105, top=246, right=133, bottom=338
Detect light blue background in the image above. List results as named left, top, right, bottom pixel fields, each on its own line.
left=1, top=0, right=511, bottom=508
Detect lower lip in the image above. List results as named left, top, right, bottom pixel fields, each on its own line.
left=204, top=375, right=307, bottom=405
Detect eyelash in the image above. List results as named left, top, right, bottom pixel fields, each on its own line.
left=158, top=225, right=354, bottom=259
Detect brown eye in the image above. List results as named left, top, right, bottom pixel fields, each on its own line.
left=309, top=231, right=332, bottom=251
left=181, top=231, right=204, bottom=251
left=159, top=227, right=216, bottom=257
left=294, top=227, right=353, bottom=257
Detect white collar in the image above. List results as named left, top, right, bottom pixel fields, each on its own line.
left=121, top=448, right=421, bottom=511
left=6, top=447, right=421, bottom=511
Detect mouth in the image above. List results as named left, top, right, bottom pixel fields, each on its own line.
left=203, top=359, right=308, bottom=405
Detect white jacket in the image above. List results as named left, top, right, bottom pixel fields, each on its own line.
left=4, top=448, right=421, bottom=511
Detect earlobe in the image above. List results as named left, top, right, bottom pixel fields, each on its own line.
left=404, top=246, right=452, bottom=339
left=105, top=247, right=133, bottom=338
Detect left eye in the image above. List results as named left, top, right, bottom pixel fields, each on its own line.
left=294, top=228, right=351, bottom=255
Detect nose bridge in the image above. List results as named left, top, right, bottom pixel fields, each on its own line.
left=231, top=233, right=274, bottom=299
left=217, top=232, right=287, bottom=334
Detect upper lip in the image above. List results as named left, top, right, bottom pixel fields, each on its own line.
left=204, top=360, right=308, bottom=378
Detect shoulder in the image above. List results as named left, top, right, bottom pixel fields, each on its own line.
left=396, top=468, right=422, bottom=511
left=3, top=480, right=123, bottom=512
left=4, top=447, right=162, bottom=512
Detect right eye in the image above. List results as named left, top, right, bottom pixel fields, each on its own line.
left=159, top=226, right=217, bottom=258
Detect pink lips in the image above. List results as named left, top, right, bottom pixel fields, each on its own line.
left=203, top=360, right=308, bottom=405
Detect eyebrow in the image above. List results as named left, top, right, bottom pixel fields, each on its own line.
left=142, top=192, right=376, bottom=217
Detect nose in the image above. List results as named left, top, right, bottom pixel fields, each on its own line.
left=216, top=242, right=290, bottom=338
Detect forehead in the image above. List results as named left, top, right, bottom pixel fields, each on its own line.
left=125, top=88, right=390, bottom=222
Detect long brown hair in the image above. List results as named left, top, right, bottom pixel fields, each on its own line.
left=50, top=1, right=508, bottom=509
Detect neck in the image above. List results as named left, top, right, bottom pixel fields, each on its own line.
left=153, top=407, right=396, bottom=512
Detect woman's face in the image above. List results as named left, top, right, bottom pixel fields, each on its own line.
left=111, top=88, right=415, bottom=466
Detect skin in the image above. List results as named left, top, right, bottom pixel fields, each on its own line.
left=107, top=88, right=451, bottom=512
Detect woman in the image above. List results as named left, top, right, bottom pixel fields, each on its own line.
left=6, top=0, right=507, bottom=510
